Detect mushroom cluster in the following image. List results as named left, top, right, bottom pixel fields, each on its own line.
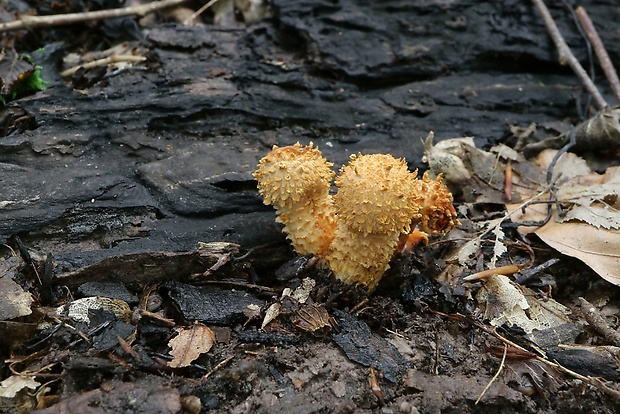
left=254, top=143, right=459, bottom=291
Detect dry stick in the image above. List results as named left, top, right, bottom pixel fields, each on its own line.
left=201, top=355, right=235, bottom=381
left=531, top=0, right=607, bottom=110
left=72, top=54, right=141, bottom=73
left=575, top=6, right=620, bottom=105
left=184, top=0, right=222, bottom=25
left=475, top=344, right=507, bottom=405
left=61, top=55, right=147, bottom=78
left=0, top=0, right=191, bottom=32
left=434, top=311, right=620, bottom=401
left=479, top=321, right=620, bottom=401
left=578, top=297, right=620, bottom=348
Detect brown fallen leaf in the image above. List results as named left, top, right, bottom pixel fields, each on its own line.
left=476, top=274, right=571, bottom=334
left=0, top=277, right=33, bottom=321
left=554, top=167, right=620, bottom=229
left=508, top=162, right=620, bottom=286
left=534, top=219, right=620, bottom=286
left=428, top=134, right=620, bottom=285
left=168, top=323, right=216, bottom=368
left=423, top=132, right=546, bottom=204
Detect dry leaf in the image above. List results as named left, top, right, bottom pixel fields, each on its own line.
left=452, top=238, right=480, bottom=263
left=243, top=304, right=262, bottom=321
left=538, top=150, right=591, bottom=183
left=489, top=143, right=524, bottom=162
left=509, top=166, right=620, bottom=286
left=537, top=155, right=620, bottom=229
left=477, top=274, right=534, bottom=332
left=424, top=133, right=546, bottom=203
left=511, top=203, right=620, bottom=286
left=261, top=302, right=281, bottom=330
left=0, top=375, right=40, bottom=398
left=554, top=169, right=620, bottom=229
left=534, top=221, right=620, bottom=286
left=0, top=47, right=35, bottom=96
left=477, top=274, right=571, bottom=333
left=427, top=134, right=620, bottom=285
left=454, top=217, right=507, bottom=267
left=56, top=297, right=131, bottom=324
left=168, top=323, right=216, bottom=368
left=291, top=278, right=316, bottom=304
left=490, top=224, right=507, bottom=268
left=0, top=277, right=33, bottom=321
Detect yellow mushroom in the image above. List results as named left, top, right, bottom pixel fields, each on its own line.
left=325, top=153, right=422, bottom=290
left=253, top=143, right=460, bottom=292
left=414, top=172, right=460, bottom=235
left=253, top=142, right=336, bottom=256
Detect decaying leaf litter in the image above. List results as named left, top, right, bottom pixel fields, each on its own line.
left=1, top=0, right=620, bottom=413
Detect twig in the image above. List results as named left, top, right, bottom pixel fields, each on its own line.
left=515, top=257, right=560, bottom=284
left=578, top=297, right=620, bottom=348
left=184, top=0, right=222, bottom=25
left=575, top=6, right=620, bottom=105
left=201, top=355, right=234, bottom=380
left=432, top=311, right=620, bottom=401
left=485, top=324, right=620, bottom=400
left=561, top=0, right=595, bottom=117
left=507, top=128, right=575, bottom=228
left=475, top=344, right=507, bottom=405
left=0, top=0, right=191, bottom=33
left=545, top=126, right=576, bottom=184
left=531, top=0, right=607, bottom=110
left=1, top=243, right=18, bottom=256
left=200, top=279, right=278, bottom=294
left=61, top=54, right=147, bottom=78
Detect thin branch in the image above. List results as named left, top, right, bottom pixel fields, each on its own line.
left=432, top=311, right=620, bottom=401
left=578, top=297, right=620, bottom=348
left=575, top=6, right=620, bottom=106
left=200, top=355, right=235, bottom=381
left=60, top=54, right=147, bottom=78
left=184, top=0, right=222, bottom=25
left=475, top=344, right=507, bottom=405
left=0, top=0, right=191, bottom=33
left=531, top=0, right=607, bottom=110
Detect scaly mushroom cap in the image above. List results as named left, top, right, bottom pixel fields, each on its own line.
left=334, top=153, right=421, bottom=234
left=414, top=172, right=460, bottom=234
left=253, top=142, right=335, bottom=209
left=253, top=142, right=337, bottom=256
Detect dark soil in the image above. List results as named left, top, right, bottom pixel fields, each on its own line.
left=1, top=0, right=620, bottom=413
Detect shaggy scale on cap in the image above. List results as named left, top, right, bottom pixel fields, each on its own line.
left=253, top=143, right=336, bottom=256
left=334, top=153, right=422, bottom=235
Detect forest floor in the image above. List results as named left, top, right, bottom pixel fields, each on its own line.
left=1, top=1, right=620, bottom=413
